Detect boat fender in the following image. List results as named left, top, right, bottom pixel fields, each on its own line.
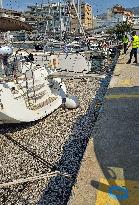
left=64, top=95, right=79, bottom=109
left=60, top=83, right=66, bottom=93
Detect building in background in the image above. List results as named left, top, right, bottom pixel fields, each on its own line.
left=132, top=15, right=139, bottom=24
left=91, top=5, right=134, bottom=34
left=24, top=2, right=71, bottom=39
left=132, top=16, right=139, bottom=35
left=111, top=5, right=133, bottom=23
left=0, top=8, right=25, bottom=21
left=70, top=2, right=93, bottom=33
left=0, top=8, right=27, bottom=41
left=24, top=1, right=93, bottom=37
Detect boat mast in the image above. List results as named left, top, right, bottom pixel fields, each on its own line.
left=0, top=0, right=3, bottom=9
left=77, top=0, right=80, bottom=33
left=59, top=0, right=62, bottom=41
left=72, top=0, right=85, bottom=37
left=41, top=0, right=44, bottom=7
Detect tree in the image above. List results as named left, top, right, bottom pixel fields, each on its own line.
left=107, top=21, right=133, bottom=38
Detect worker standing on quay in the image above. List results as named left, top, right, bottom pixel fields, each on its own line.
left=127, top=31, right=139, bottom=64
left=122, top=34, right=129, bottom=54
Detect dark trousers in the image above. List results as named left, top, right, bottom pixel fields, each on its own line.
left=123, top=43, right=128, bottom=54
left=129, top=48, right=138, bottom=63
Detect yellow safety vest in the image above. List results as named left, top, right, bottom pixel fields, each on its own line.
left=138, top=36, right=139, bottom=48
left=123, top=36, right=128, bottom=44
left=132, top=35, right=139, bottom=48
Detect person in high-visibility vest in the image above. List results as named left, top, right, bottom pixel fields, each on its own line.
left=122, top=34, right=129, bottom=54
left=127, top=31, right=139, bottom=64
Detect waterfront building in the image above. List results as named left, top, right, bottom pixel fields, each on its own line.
left=132, top=16, right=139, bottom=25
left=24, top=1, right=93, bottom=36
left=24, top=3, right=71, bottom=38
left=70, top=2, right=93, bottom=33
left=111, top=5, right=133, bottom=23
left=0, top=8, right=25, bottom=21
left=0, top=8, right=26, bottom=41
left=91, top=5, right=134, bottom=34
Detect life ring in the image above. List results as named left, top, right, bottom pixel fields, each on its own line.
left=48, top=55, right=59, bottom=68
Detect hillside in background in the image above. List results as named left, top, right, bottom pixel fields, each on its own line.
left=97, top=5, right=139, bottom=18
left=129, top=6, right=139, bottom=15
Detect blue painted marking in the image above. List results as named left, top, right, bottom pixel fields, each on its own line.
left=108, top=185, right=129, bottom=200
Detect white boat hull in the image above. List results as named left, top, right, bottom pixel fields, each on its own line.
left=0, top=89, right=62, bottom=124
left=0, top=63, right=66, bottom=124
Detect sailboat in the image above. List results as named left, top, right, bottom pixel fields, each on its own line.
left=1, top=59, right=80, bottom=125
left=10, top=1, right=91, bottom=74
left=0, top=4, right=79, bottom=124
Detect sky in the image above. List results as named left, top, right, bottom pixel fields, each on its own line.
left=3, top=0, right=139, bottom=15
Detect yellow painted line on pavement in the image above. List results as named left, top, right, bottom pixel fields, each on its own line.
left=105, top=94, right=139, bottom=100
left=96, top=178, right=139, bottom=205
left=118, top=79, right=133, bottom=86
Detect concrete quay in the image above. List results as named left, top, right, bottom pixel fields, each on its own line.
left=68, top=53, right=139, bottom=205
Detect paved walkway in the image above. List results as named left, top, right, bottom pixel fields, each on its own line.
left=68, top=53, right=139, bottom=205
